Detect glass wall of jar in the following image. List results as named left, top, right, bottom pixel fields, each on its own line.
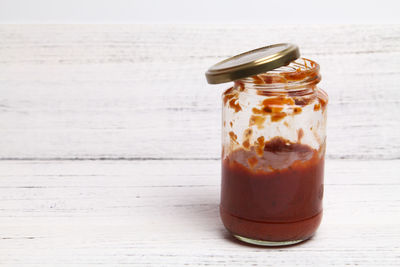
left=220, top=58, right=328, bottom=246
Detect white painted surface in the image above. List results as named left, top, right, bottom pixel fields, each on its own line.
left=0, top=25, right=399, bottom=265
left=0, top=159, right=399, bottom=266
left=0, top=25, right=399, bottom=160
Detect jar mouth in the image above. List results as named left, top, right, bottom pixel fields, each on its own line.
left=237, top=58, right=320, bottom=91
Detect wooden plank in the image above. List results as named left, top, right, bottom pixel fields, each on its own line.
left=0, top=25, right=399, bottom=160
left=0, top=159, right=399, bottom=266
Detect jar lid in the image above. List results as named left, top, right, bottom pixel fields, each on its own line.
left=205, top=43, right=300, bottom=84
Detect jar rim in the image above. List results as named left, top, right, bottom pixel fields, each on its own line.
left=237, top=58, right=320, bottom=91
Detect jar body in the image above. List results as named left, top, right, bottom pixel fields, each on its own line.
left=220, top=59, right=328, bottom=246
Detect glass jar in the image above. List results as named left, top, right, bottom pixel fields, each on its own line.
left=219, top=57, right=328, bottom=246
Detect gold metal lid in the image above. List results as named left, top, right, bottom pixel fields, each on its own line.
left=205, top=43, right=300, bottom=84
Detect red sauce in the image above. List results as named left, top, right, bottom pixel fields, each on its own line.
left=220, top=137, right=324, bottom=242
left=317, top=90, right=328, bottom=112
left=249, top=115, right=266, bottom=129
left=229, top=131, right=238, bottom=144
left=242, top=129, right=253, bottom=150
left=250, top=95, right=303, bottom=122
left=293, top=107, right=302, bottom=115
left=271, top=112, right=287, bottom=122
left=229, top=98, right=242, bottom=112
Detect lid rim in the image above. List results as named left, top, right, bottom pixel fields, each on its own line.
left=205, top=43, right=300, bottom=84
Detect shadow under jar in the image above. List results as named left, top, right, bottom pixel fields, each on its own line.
left=212, top=51, right=328, bottom=246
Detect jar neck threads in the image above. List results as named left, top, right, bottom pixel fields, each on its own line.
left=235, top=58, right=320, bottom=95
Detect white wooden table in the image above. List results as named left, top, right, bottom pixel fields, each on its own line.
left=0, top=25, right=399, bottom=266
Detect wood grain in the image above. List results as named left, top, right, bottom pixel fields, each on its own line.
left=0, top=25, right=399, bottom=160
left=0, top=159, right=399, bottom=266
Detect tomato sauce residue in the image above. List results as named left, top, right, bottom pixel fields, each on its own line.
left=252, top=58, right=320, bottom=86
left=254, top=136, right=265, bottom=157
left=293, top=95, right=316, bottom=107
left=223, top=87, right=235, bottom=104
left=229, top=98, right=242, bottom=112
left=249, top=115, right=266, bottom=129
left=242, top=140, right=250, bottom=150
left=229, top=131, right=238, bottom=144
left=262, top=96, right=295, bottom=109
left=297, top=128, right=304, bottom=142
left=242, top=129, right=253, bottom=150
left=271, top=112, right=287, bottom=122
left=293, top=107, right=302, bottom=115
left=247, top=156, right=258, bottom=168
left=250, top=95, right=302, bottom=123
left=223, top=87, right=243, bottom=113
left=317, top=90, right=328, bottom=112
left=220, top=137, right=324, bottom=242
left=252, top=75, right=265, bottom=84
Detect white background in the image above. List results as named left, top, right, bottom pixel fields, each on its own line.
left=0, top=0, right=400, bottom=24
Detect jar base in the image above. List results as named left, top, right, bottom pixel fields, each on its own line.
left=233, top=234, right=307, bottom=247
left=220, top=207, right=322, bottom=245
